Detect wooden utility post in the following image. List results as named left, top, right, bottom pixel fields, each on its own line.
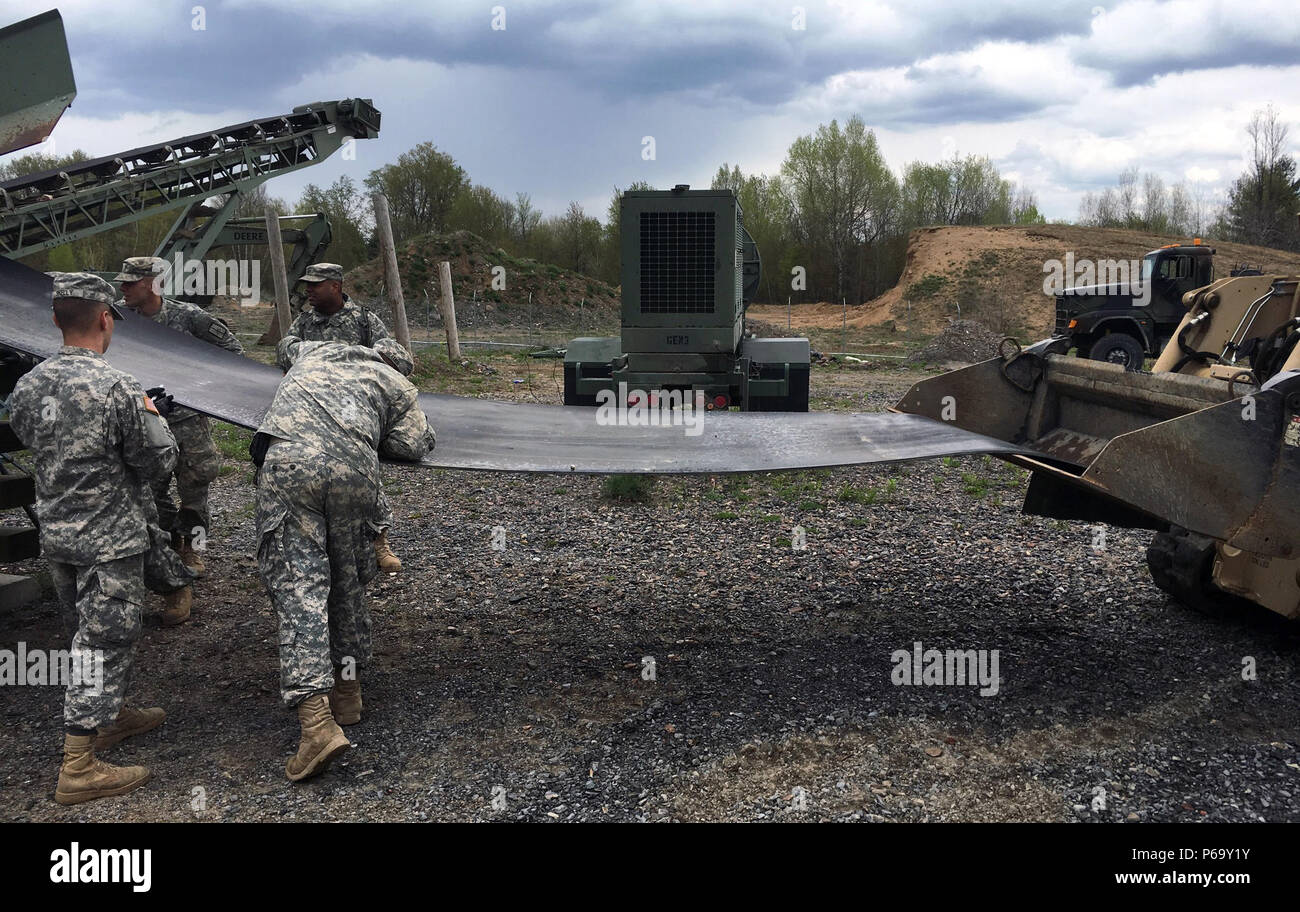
left=264, top=207, right=292, bottom=338
left=437, top=260, right=462, bottom=361
left=372, top=192, right=413, bottom=354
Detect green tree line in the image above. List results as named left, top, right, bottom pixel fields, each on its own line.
left=5, top=116, right=1045, bottom=304
left=712, top=116, right=1043, bottom=304
left=356, top=117, right=1045, bottom=304
left=8, top=106, right=1296, bottom=305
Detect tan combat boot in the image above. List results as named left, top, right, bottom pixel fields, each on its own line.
left=374, top=531, right=402, bottom=573
left=285, top=694, right=350, bottom=782
left=178, top=537, right=207, bottom=577
left=55, top=733, right=151, bottom=805
left=159, top=586, right=191, bottom=627
left=329, top=671, right=362, bottom=726
left=95, top=705, right=166, bottom=752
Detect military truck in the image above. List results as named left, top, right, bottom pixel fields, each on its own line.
left=1054, top=242, right=1216, bottom=370
left=564, top=186, right=810, bottom=411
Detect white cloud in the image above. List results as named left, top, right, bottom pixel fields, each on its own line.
left=3, top=0, right=1297, bottom=226
left=1073, top=0, right=1300, bottom=82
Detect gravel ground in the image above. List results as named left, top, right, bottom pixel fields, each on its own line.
left=1, top=365, right=1298, bottom=822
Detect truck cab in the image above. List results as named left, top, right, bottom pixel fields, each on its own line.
left=1055, top=243, right=1216, bottom=370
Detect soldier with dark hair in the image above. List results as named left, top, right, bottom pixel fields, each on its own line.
left=275, top=263, right=391, bottom=366
left=253, top=337, right=433, bottom=781
left=9, top=272, right=178, bottom=805
left=117, top=255, right=244, bottom=592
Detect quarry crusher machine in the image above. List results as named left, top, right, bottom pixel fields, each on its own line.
left=896, top=271, right=1300, bottom=620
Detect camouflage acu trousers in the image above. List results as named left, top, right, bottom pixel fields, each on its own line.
left=152, top=414, right=220, bottom=539
left=255, top=441, right=382, bottom=707
left=49, top=554, right=145, bottom=731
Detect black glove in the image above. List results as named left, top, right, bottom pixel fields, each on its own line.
left=145, top=386, right=175, bottom=418
left=249, top=431, right=273, bottom=468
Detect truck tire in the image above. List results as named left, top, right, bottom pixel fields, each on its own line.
left=563, top=362, right=599, bottom=407
left=1146, top=528, right=1257, bottom=620
left=1088, top=334, right=1145, bottom=371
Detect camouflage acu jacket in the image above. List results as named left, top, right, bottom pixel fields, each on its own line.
left=258, top=342, right=433, bottom=478
left=277, top=297, right=390, bottom=371
left=148, top=298, right=244, bottom=422
left=9, top=346, right=178, bottom=564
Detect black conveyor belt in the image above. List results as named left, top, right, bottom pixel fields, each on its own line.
left=1, top=258, right=1034, bottom=474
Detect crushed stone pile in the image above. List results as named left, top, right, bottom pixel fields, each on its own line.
left=908, top=319, right=1006, bottom=365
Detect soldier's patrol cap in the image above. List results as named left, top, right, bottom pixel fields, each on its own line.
left=301, top=263, right=344, bottom=283
left=374, top=337, right=414, bottom=377
left=48, top=272, right=126, bottom=319
left=113, top=256, right=168, bottom=283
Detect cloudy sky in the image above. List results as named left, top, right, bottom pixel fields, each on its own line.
left=3, top=0, right=1298, bottom=223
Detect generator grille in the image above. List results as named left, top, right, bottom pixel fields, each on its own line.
left=639, top=211, right=715, bottom=313
left=735, top=207, right=744, bottom=313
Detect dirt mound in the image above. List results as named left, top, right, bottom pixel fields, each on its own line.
left=754, top=225, right=1300, bottom=340
left=343, top=230, right=619, bottom=332
left=906, top=319, right=1005, bottom=366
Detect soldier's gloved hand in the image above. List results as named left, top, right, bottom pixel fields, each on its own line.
left=145, top=386, right=175, bottom=418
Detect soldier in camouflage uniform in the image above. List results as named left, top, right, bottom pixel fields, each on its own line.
left=117, top=256, right=244, bottom=585
left=8, top=273, right=176, bottom=805
left=275, top=263, right=391, bottom=369
left=253, top=337, right=433, bottom=781
left=275, top=263, right=405, bottom=574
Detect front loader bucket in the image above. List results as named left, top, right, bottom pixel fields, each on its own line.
left=0, top=10, right=76, bottom=156
left=892, top=338, right=1300, bottom=560
left=1083, top=374, right=1300, bottom=558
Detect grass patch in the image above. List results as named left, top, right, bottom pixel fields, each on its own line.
left=904, top=273, right=947, bottom=302
left=837, top=484, right=878, bottom=505
left=212, top=422, right=253, bottom=461
left=961, top=472, right=989, bottom=498
left=601, top=474, right=655, bottom=502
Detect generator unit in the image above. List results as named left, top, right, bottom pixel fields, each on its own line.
left=564, top=186, right=810, bottom=411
